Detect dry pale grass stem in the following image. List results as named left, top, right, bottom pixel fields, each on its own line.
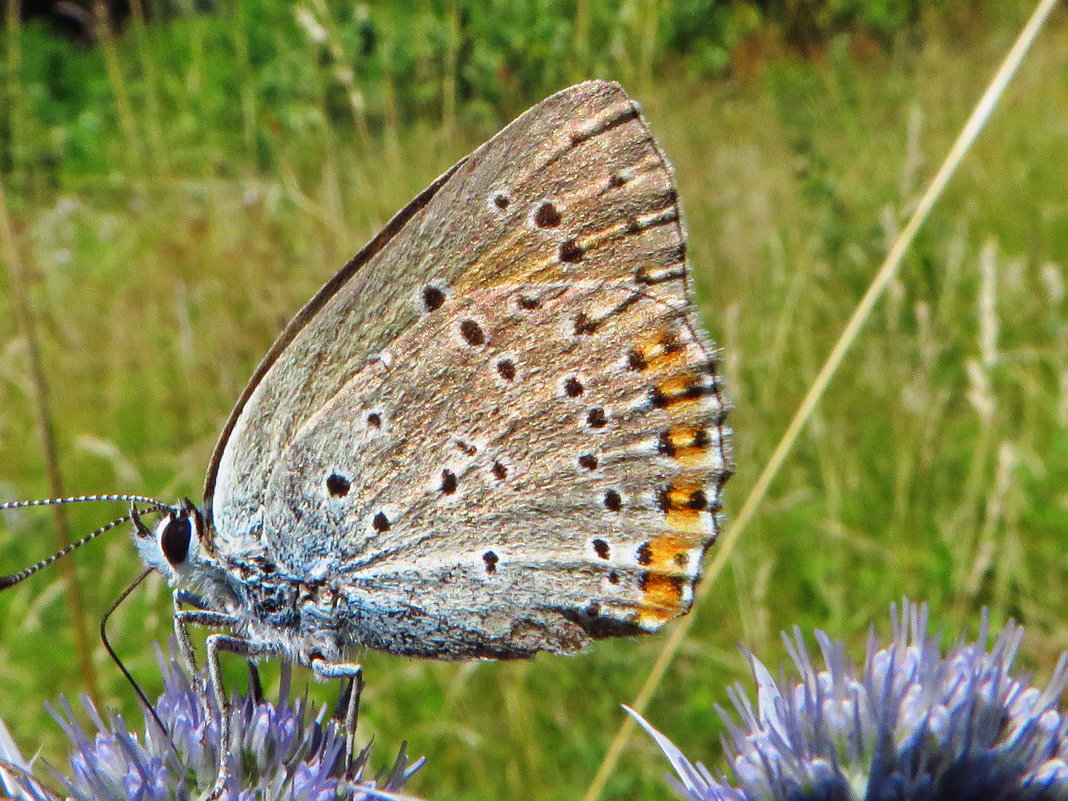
left=581, top=1, right=1063, bottom=799
left=979, top=238, right=1000, bottom=370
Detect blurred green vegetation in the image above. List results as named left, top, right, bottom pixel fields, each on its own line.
left=0, top=0, right=1034, bottom=183
left=1, top=2, right=1067, bottom=800
left=4, top=0, right=764, bottom=181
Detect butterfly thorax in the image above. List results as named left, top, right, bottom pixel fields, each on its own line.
left=134, top=502, right=347, bottom=666
left=225, top=563, right=347, bottom=666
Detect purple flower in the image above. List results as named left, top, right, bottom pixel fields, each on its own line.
left=0, top=716, right=54, bottom=801
left=632, top=600, right=1068, bottom=801
left=0, top=645, right=423, bottom=801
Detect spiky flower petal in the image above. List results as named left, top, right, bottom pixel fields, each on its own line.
left=1, top=645, right=423, bottom=801
left=633, top=600, right=1068, bottom=801
left=0, top=716, right=54, bottom=801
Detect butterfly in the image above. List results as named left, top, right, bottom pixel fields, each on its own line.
left=3, top=80, right=732, bottom=795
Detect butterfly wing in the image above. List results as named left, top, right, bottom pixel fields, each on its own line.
left=205, top=81, right=732, bottom=658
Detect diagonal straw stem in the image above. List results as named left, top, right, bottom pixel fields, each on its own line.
left=581, top=1, right=1062, bottom=798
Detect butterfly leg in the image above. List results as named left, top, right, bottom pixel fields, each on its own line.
left=172, top=591, right=236, bottom=674
left=312, top=656, right=363, bottom=772
left=203, top=633, right=284, bottom=800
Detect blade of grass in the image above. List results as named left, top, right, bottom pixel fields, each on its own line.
left=638, top=0, right=663, bottom=96
left=442, top=0, right=460, bottom=142
left=581, top=1, right=1062, bottom=798
left=232, top=0, right=258, bottom=158
left=3, top=0, right=22, bottom=179
left=128, top=0, right=167, bottom=174
left=92, top=0, right=144, bottom=172
left=572, top=0, right=591, bottom=83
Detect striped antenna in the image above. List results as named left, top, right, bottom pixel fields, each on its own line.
left=0, top=495, right=172, bottom=590
left=0, top=494, right=167, bottom=512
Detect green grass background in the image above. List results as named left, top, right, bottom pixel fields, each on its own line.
left=1, top=2, right=1067, bottom=799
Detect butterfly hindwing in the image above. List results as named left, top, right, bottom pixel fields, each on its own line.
left=267, top=280, right=728, bottom=657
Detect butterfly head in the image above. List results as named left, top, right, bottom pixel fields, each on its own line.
left=133, top=499, right=223, bottom=591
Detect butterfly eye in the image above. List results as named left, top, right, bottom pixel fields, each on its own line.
left=160, top=516, right=192, bottom=566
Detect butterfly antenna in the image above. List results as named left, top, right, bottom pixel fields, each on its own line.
left=100, top=567, right=178, bottom=754
left=0, top=496, right=170, bottom=590
left=0, top=493, right=167, bottom=512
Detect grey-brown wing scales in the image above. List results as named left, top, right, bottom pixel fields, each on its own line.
left=264, top=280, right=729, bottom=658
left=207, top=80, right=692, bottom=543
left=206, top=79, right=732, bottom=658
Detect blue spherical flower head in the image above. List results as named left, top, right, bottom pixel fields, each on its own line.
left=631, top=600, right=1068, bottom=801
left=0, top=644, right=423, bottom=801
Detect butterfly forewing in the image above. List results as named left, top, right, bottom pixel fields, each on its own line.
left=206, top=80, right=731, bottom=658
